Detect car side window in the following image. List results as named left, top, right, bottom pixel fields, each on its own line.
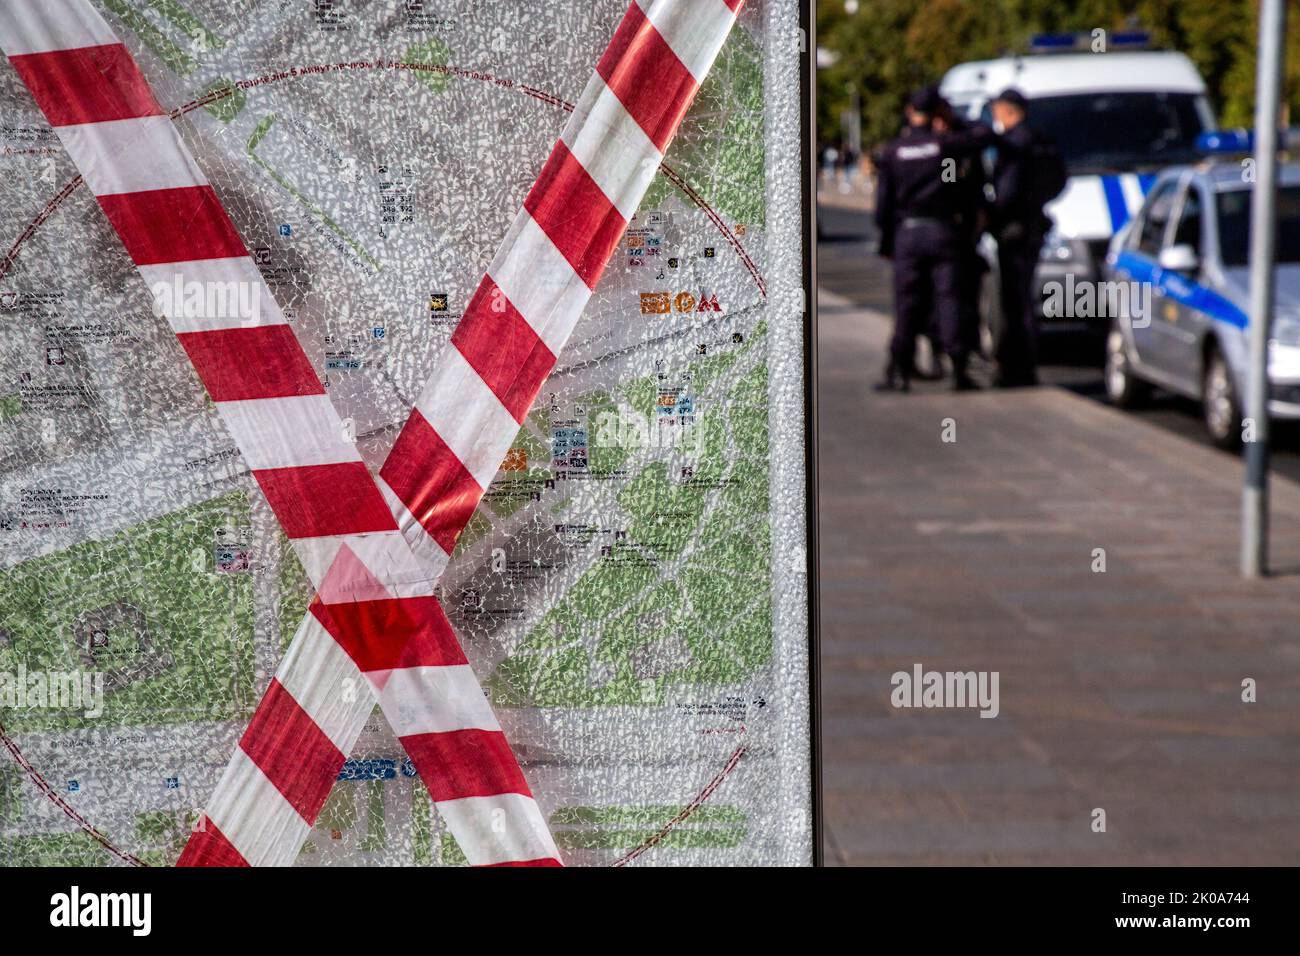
left=1172, top=185, right=1203, bottom=255
left=1136, top=181, right=1179, bottom=256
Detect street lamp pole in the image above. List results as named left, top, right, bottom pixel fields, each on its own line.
left=1242, top=0, right=1288, bottom=578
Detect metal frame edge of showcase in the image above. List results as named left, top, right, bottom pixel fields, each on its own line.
left=802, top=0, right=823, bottom=869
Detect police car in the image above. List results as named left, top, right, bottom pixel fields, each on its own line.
left=940, top=33, right=1214, bottom=342
left=1102, top=146, right=1300, bottom=448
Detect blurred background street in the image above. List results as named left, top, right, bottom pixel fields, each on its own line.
left=817, top=188, right=1300, bottom=865
left=819, top=193, right=1300, bottom=473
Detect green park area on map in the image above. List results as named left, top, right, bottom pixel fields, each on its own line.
left=0, top=494, right=257, bottom=732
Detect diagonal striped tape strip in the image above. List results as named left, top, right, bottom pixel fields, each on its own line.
left=0, top=0, right=558, bottom=866
left=1, top=0, right=744, bottom=867
left=210, top=0, right=743, bottom=867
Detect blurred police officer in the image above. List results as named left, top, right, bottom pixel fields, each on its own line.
left=932, top=98, right=990, bottom=367
left=988, top=88, right=1067, bottom=387
left=876, top=104, right=942, bottom=381
left=874, top=87, right=992, bottom=391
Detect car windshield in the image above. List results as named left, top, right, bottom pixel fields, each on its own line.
left=1025, top=92, right=1210, bottom=173
left=1216, top=186, right=1300, bottom=266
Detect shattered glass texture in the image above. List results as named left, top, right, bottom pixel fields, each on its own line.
left=0, top=0, right=810, bottom=866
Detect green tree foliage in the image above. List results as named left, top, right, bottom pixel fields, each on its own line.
left=819, top=0, right=1300, bottom=150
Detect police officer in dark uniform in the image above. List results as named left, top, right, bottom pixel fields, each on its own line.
left=932, top=97, right=990, bottom=366
left=875, top=104, right=942, bottom=381
left=874, top=86, right=993, bottom=392
left=988, top=88, right=1066, bottom=387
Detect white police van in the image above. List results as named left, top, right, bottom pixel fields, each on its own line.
left=940, top=33, right=1214, bottom=343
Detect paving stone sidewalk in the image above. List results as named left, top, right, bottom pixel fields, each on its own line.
left=818, top=290, right=1300, bottom=865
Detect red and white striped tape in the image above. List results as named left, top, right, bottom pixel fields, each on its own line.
left=0, top=0, right=556, bottom=868
left=0, top=0, right=743, bottom=866
left=192, top=0, right=743, bottom=868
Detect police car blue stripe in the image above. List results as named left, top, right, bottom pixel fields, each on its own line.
left=1114, top=249, right=1247, bottom=329
left=1102, top=176, right=1130, bottom=231
left=1137, top=173, right=1157, bottom=195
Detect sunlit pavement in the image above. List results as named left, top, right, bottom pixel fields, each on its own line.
left=816, top=203, right=1300, bottom=865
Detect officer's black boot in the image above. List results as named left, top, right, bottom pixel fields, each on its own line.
left=873, top=359, right=910, bottom=393
left=950, top=354, right=977, bottom=392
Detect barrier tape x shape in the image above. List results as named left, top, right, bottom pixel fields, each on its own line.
left=0, top=0, right=743, bottom=866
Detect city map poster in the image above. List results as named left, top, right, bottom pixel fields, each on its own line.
left=0, top=0, right=813, bottom=866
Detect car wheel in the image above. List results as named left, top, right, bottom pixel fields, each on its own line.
left=1104, top=322, right=1149, bottom=409
left=1202, top=345, right=1242, bottom=450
